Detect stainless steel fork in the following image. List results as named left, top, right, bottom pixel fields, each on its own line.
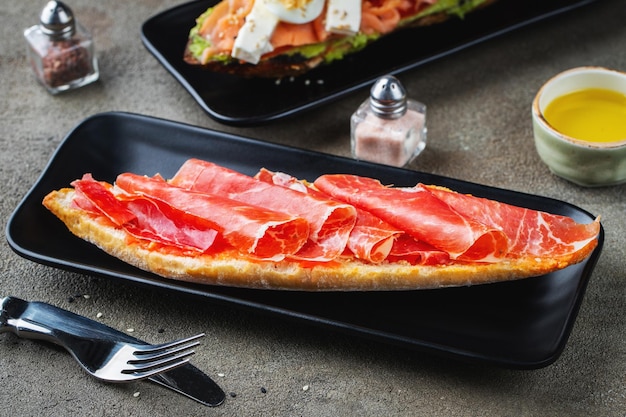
left=0, top=296, right=203, bottom=383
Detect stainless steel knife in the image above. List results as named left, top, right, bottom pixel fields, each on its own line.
left=0, top=296, right=225, bottom=407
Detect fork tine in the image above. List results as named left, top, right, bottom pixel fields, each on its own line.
left=133, top=333, right=205, bottom=355
left=124, top=349, right=197, bottom=373
left=119, top=333, right=203, bottom=379
left=123, top=356, right=193, bottom=380
left=128, top=342, right=200, bottom=365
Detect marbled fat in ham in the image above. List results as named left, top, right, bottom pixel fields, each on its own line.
left=314, top=174, right=512, bottom=262
left=424, top=185, right=601, bottom=258
left=256, top=168, right=451, bottom=265
left=114, top=173, right=309, bottom=259
left=72, top=174, right=219, bottom=252
left=170, top=159, right=356, bottom=261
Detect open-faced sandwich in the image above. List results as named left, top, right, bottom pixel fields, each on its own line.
left=184, top=0, right=498, bottom=77
left=43, top=158, right=601, bottom=291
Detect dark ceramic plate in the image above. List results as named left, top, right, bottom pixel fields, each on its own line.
left=141, top=0, right=597, bottom=125
left=7, top=112, right=603, bottom=369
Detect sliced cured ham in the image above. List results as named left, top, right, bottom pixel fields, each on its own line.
left=169, top=159, right=356, bottom=261
left=387, top=234, right=451, bottom=266
left=43, top=160, right=602, bottom=291
left=314, top=174, right=510, bottom=262
left=115, top=173, right=309, bottom=260
left=256, top=168, right=400, bottom=263
left=256, top=168, right=451, bottom=265
left=72, top=174, right=219, bottom=252
left=424, top=185, right=601, bottom=258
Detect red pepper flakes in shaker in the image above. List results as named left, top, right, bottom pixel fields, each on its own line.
left=351, top=75, right=427, bottom=167
left=24, top=1, right=99, bottom=94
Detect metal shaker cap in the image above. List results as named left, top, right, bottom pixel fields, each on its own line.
left=369, top=75, right=407, bottom=119
left=39, top=1, right=75, bottom=38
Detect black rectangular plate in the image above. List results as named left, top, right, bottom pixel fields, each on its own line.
left=141, top=0, right=597, bottom=125
left=6, top=112, right=603, bottom=369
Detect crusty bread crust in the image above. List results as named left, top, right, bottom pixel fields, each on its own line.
left=183, top=49, right=325, bottom=78
left=184, top=0, right=499, bottom=78
left=43, top=188, right=598, bottom=291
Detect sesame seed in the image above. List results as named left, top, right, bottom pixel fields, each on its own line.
left=302, top=385, right=309, bottom=391
left=133, top=391, right=140, bottom=398
left=96, top=312, right=103, bottom=318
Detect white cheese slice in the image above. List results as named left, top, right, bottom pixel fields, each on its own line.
left=232, top=0, right=280, bottom=64
left=325, top=0, right=361, bottom=35
left=265, top=0, right=325, bottom=24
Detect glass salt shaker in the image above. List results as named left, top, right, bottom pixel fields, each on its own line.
left=351, top=75, right=427, bottom=167
left=24, top=1, right=99, bottom=94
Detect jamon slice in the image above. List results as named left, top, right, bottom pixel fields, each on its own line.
left=72, top=174, right=218, bottom=252
left=425, top=185, right=601, bottom=260
left=115, top=173, right=309, bottom=260
left=256, top=168, right=451, bottom=265
left=169, top=159, right=356, bottom=261
left=314, top=174, right=510, bottom=262
left=387, top=234, right=451, bottom=266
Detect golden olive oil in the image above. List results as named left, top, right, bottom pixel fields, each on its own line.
left=544, top=88, right=626, bottom=143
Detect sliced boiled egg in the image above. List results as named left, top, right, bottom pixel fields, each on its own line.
left=264, top=0, right=325, bottom=24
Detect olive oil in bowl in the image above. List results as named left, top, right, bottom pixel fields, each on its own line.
left=543, top=88, right=626, bottom=143
left=532, top=66, right=626, bottom=186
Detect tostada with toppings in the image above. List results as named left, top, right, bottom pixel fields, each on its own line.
left=184, top=0, right=498, bottom=77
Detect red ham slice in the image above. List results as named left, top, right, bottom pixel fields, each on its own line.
left=314, top=174, right=510, bottom=262
left=346, top=208, right=400, bottom=263
left=256, top=168, right=399, bottom=262
left=115, top=173, right=309, bottom=260
left=256, top=168, right=451, bottom=265
left=170, top=159, right=356, bottom=261
left=387, top=234, right=451, bottom=266
left=425, top=185, right=601, bottom=258
left=72, top=174, right=218, bottom=252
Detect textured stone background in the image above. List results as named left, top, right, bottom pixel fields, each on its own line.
left=1, top=0, right=624, bottom=415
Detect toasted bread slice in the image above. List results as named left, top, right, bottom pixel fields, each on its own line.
left=184, top=0, right=498, bottom=78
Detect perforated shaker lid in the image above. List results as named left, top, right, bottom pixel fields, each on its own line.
left=369, top=75, right=407, bottom=119
left=39, top=1, right=75, bottom=38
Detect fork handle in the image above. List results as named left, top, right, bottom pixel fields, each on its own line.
left=0, top=296, right=59, bottom=343
left=0, top=296, right=139, bottom=346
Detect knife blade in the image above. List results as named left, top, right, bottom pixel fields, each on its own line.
left=0, top=296, right=225, bottom=407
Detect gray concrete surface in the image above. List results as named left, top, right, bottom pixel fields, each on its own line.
left=1, top=0, right=624, bottom=415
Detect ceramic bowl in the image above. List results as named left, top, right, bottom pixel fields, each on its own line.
left=532, top=66, right=626, bottom=187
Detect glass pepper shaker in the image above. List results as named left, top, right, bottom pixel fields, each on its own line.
left=24, top=1, right=99, bottom=94
left=351, top=75, right=427, bottom=167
